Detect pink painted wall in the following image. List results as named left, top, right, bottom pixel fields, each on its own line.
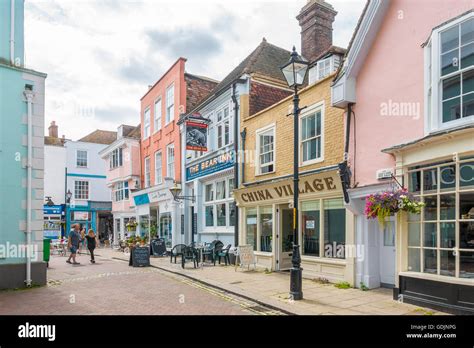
left=140, top=58, right=186, bottom=187
left=351, top=0, right=473, bottom=187
left=106, top=140, right=141, bottom=213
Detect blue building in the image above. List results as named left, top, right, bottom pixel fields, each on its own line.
left=0, top=0, right=47, bottom=289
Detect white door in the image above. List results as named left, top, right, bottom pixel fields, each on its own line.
left=379, top=217, right=396, bottom=287
left=276, top=206, right=293, bottom=271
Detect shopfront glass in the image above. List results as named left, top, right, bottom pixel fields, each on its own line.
left=260, top=206, right=272, bottom=252
left=324, top=199, right=346, bottom=259
left=302, top=201, right=320, bottom=257
left=246, top=208, right=257, bottom=251
left=159, top=213, right=172, bottom=248
left=407, top=157, right=474, bottom=278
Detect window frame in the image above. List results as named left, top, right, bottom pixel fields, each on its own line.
left=144, top=156, right=151, bottom=188
left=154, top=97, right=162, bottom=133
left=317, top=57, right=332, bottom=80
left=143, top=107, right=151, bottom=139
left=166, top=143, right=175, bottom=179
left=113, top=181, right=129, bottom=202
left=165, top=84, right=175, bottom=125
left=299, top=101, right=325, bottom=166
left=203, top=177, right=235, bottom=230
left=425, top=12, right=474, bottom=134
left=74, top=180, right=89, bottom=200
left=154, top=151, right=163, bottom=185
left=110, top=147, right=123, bottom=169
left=255, top=123, right=276, bottom=176
left=214, top=103, right=231, bottom=150
left=76, top=149, right=88, bottom=168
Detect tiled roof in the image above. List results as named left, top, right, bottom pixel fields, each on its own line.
left=188, top=38, right=291, bottom=113
left=127, top=124, right=141, bottom=139
left=78, top=130, right=117, bottom=145
left=44, top=136, right=65, bottom=146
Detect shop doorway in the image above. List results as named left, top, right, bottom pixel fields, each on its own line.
left=276, top=206, right=294, bottom=271
left=379, top=216, right=396, bottom=287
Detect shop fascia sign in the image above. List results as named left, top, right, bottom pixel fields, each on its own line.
left=236, top=171, right=339, bottom=203
left=186, top=151, right=234, bottom=181
left=134, top=189, right=170, bottom=206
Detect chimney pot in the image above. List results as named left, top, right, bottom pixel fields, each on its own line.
left=48, top=121, right=58, bottom=138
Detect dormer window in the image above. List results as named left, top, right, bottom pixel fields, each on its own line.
left=308, top=54, right=341, bottom=85
left=425, top=13, right=474, bottom=133
left=317, top=58, right=331, bottom=80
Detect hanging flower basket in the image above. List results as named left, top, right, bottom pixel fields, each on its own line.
left=364, top=188, right=424, bottom=229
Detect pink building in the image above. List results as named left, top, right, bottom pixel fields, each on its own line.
left=99, top=125, right=141, bottom=242
left=332, top=0, right=474, bottom=313
left=131, top=58, right=218, bottom=247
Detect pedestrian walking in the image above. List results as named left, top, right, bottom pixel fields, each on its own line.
left=66, top=224, right=82, bottom=265
left=85, top=229, right=98, bottom=264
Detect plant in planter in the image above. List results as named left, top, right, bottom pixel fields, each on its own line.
left=126, top=219, right=138, bottom=232
left=365, top=188, right=424, bottom=229
left=149, top=222, right=158, bottom=239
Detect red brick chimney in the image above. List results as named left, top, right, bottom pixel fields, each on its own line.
left=48, top=121, right=58, bottom=138
left=297, top=0, right=337, bottom=63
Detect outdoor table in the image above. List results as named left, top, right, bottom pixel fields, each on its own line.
left=194, top=245, right=206, bottom=269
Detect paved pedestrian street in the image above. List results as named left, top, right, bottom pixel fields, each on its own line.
left=0, top=252, right=284, bottom=315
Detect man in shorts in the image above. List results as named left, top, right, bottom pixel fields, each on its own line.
left=66, top=224, right=82, bottom=265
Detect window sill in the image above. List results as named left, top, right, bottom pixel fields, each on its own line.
left=300, top=157, right=324, bottom=167
left=255, top=170, right=275, bottom=177
left=301, top=255, right=347, bottom=265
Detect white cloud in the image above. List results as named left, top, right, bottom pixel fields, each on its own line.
left=24, top=0, right=365, bottom=140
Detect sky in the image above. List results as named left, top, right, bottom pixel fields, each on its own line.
left=24, top=0, right=366, bottom=140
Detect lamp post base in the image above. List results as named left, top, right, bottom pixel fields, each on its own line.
left=290, top=244, right=303, bottom=301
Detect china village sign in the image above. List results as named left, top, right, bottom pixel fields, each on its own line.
left=235, top=171, right=340, bottom=204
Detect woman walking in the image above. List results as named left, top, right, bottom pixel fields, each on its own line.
left=85, top=229, right=98, bottom=264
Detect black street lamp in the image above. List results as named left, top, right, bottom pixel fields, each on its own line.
left=280, top=46, right=309, bottom=301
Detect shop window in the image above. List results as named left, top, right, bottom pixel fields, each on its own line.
left=203, top=178, right=234, bottom=229
left=217, top=203, right=226, bottom=226
left=259, top=206, right=273, bottom=252
left=159, top=213, right=172, bottom=247
left=323, top=199, right=345, bottom=259
left=406, top=157, right=474, bottom=278
left=302, top=201, right=320, bottom=257
left=246, top=208, right=257, bottom=251
left=205, top=206, right=214, bottom=227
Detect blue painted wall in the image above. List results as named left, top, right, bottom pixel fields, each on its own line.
left=0, top=0, right=25, bottom=66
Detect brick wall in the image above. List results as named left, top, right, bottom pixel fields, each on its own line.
left=242, top=74, right=345, bottom=185
left=185, top=74, right=218, bottom=112
left=249, top=81, right=292, bottom=117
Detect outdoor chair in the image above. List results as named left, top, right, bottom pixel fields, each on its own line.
left=203, top=241, right=223, bottom=263
left=170, top=244, right=186, bottom=264
left=181, top=246, right=199, bottom=269
left=214, top=243, right=231, bottom=266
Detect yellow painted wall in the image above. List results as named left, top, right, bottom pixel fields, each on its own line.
left=241, top=73, right=345, bottom=185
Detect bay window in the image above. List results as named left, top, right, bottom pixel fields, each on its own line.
left=113, top=181, right=129, bottom=202
left=426, top=14, right=474, bottom=132
left=203, top=178, right=234, bottom=229
left=407, top=156, right=474, bottom=279
left=110, top=147, right=123, bottom=169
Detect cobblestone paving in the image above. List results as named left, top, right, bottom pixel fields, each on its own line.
left=0, top=252, right=284, bottom=315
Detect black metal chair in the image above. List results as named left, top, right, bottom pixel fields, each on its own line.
left=202, top=240, right=222, bottom=263
left=181, top=246, right=199, bottom=269
left=214, top=243, right=231, bottom=266
left=170, top=244, right=186, bottom=264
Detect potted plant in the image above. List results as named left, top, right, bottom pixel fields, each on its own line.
left=126, top=219, right=138, bottom=232
left=365, top=188, right=424, bottom=229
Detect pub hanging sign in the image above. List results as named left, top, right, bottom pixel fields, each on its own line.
left=186, top=115, right=208, bottom=152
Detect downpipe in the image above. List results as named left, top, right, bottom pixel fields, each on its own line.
left=10, top=0, right=15, bottom=64
left=24, top=89, right=34, bottom=287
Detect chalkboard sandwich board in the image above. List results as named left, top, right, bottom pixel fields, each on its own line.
left=150, top=238, right=167, bottom=257
left=129, top=246, right=150, bottom=267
